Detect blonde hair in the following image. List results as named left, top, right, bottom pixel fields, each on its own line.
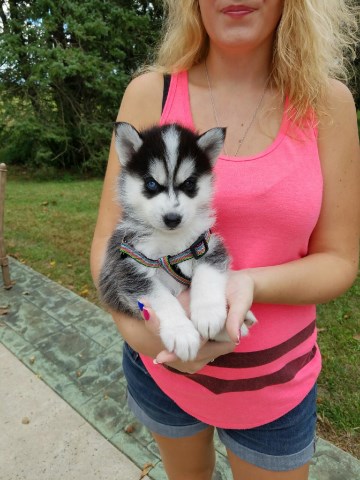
left=147, top=0, right=359, bottom=121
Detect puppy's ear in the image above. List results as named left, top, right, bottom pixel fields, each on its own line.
left=197, top=127, right=226, bottom=166
left=114, top=122, right=143, bottom=166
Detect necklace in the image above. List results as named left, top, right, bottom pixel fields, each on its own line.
left=204, top=60, right=270, bottom=157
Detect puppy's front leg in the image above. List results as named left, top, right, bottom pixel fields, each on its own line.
left=190, top=263, right=228, bottom=340
left=149, top=281, right=201, bottom=362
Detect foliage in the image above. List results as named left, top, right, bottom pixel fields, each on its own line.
left=0, top=0, right=163, bottom=173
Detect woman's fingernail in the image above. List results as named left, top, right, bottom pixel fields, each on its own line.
left=137, top=300, right=144, bottom=311
left=153, top=358, right=162, bottom=365
left=143, top=308, right=150, bottom=321
left=235, top=329, right=243, bottom=345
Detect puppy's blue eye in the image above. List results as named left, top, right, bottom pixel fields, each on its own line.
left=145, top=178, right=159, bottom=192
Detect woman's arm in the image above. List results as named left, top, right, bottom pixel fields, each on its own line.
left=90, top=72, right=164, bottom=281
left=90, top=72, right=167, bottom=357
left=225, top=80, right=360, bottom=342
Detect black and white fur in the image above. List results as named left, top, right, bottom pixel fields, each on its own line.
left=99, top=123, right=256, bottom=361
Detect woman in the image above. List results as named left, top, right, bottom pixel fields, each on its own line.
left=91, top=1, right=360, bottom=479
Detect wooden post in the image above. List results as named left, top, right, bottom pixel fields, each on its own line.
left=0, top=163, right=12, bottom=289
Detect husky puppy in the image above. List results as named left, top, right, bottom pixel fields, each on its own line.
left=99, top=122, right=256, bottom=361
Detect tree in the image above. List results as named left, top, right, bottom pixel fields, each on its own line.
left=0, top=0, right=163, bottom=173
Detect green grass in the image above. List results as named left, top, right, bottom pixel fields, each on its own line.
left=316, top=284, right=360, bottom=457
left=3, top=169, right=360, bottom=458
left=4, top=169, right=103, bottom=304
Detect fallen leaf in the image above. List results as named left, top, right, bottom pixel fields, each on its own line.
left=140, top=463, right=154, bottom=479
left=80, top=287, right=89, bottom=297
left=353, top=334, right=360, bottom=341
left=22, top=417, right=30, bottom=424
left=29, top=356, right=36, bottom=364
left=0, top=308, right=9, bottom=315
left=41, top=201, right=49, bottom=206
left=317, top=327, right=327, bottom=333
left=125, top=424, right=135, bottom=434
left=49, top=260, right=56, bottom=267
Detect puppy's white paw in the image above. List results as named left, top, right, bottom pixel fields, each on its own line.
left=160, top=320, right=201, bottom=362
left=191, top=301, right=227, bottom=340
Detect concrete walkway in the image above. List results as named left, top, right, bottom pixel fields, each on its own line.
left=1, top=258, right=359, bottom=480
left=1, top=343, right=149, bottom=480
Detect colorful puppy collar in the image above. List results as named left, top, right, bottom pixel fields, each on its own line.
left=119, top=230, right=211, bottom=286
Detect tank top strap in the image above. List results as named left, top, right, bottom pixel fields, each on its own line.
left=160, top=71, right=194, bottom=130
left=162, top=74, right=171, bottom=113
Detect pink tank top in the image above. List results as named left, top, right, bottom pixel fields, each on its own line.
left=140, top=71, right=323, bottom=428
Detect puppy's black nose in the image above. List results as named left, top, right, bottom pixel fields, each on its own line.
left=163, top=213, right=182, bottom=229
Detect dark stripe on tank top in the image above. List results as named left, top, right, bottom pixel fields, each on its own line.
left=210, top=320, right=316, bottom=369
left=166, top=346, right=317, bottom=394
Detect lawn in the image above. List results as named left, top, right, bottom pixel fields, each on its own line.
left=4, top=169, right=102, bottom=305
left=3, top=169, right=360, bottom=459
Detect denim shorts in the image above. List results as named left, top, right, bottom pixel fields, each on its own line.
left=123, top=342, right=317, bottom=472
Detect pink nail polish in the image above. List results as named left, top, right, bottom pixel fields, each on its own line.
left=143, top=308, right=150, bottom=321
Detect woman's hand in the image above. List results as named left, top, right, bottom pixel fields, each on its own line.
left=158, top=340, right=236, bottom=374
left=225, top=270, right=256, bottom=344
left=139, top=273, right=255, bottom=373
left=139, top=290, right=235, bottom=373
left=140, top=305, right=236, bottom=373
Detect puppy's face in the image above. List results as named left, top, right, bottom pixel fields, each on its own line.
left=115, top=123, right=225, bottom=232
